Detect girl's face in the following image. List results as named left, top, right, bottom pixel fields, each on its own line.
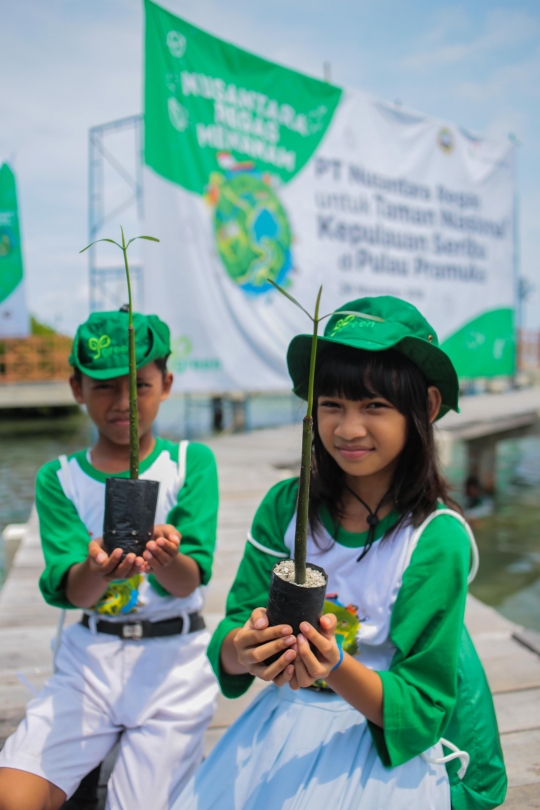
left=317, top=394, right=408, bottom=480
left=317, top=386, right=442, bottom=481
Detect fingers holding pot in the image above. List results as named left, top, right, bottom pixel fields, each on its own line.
left=252, top=647, right=297, bottom=682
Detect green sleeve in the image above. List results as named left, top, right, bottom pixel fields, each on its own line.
left=207, top=477, right=298, bottom=699
left=37, top=460, right=92, bottom=609
left=149, top=442, right=219, bottom=596
left=369, top=514, right=470, bottom=767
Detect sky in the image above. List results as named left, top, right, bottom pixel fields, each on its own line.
left=1, top=0, right=539, bottom=334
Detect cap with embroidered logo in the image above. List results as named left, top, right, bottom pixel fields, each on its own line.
left=287, top=295, right=459, bottom=419
left=69, top=310, right=170, bottom=380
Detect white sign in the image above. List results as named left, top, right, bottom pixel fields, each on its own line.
left=143, top=1, right=515, bottom=391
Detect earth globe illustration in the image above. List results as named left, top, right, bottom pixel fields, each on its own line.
left=0, top=228, right=13, bottom=258
left=211, top=171, right=293, bottom=296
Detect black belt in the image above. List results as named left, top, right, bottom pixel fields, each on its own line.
left=81, top=612, right=205, bottom=640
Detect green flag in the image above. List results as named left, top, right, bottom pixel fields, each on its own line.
left=144, top=0, right=342, bottom=195
left=0, top=163, right=29, bottom=336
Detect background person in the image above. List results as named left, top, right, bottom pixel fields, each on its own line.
left=0, top=310, right=219, bottom=810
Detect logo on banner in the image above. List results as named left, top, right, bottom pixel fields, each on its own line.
left=0, top=227, right=14, bottom=259
left=438, top=128, right=454, bottom=153
left=170, top=335, right=221, bottom=374
left=205, top=154, right=293, bottom=296
left=166, top=30, right=187, bottom=58
left=168, top=98, right=190, bottom=132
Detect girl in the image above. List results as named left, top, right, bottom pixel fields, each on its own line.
left=174, top=296, right=506, bottom=810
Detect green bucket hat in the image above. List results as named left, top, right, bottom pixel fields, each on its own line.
left=69, top=310, right=170, bottom=380
left=287, top=296, right=459, bottom=419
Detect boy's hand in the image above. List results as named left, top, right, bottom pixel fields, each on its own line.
left=142, top=524, right=181, bottom=571
left=289, top=614, right=340, bottom=690
left=234, top=608, right=297, bottom=686
left=88, top=538, right=145, bottom=582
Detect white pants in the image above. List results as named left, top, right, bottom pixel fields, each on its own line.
left=0, top=622, right=218, bottom=809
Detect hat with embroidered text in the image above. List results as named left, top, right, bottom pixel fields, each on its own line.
left=69, top=310, right=170, bottom=380
left=287, top=295, right=459, bottom=419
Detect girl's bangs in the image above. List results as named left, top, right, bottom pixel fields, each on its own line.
left=315, top=344, right=425, bottom=411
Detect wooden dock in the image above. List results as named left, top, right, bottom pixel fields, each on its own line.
left=436, top=386, right=540, bottom=494
left=1, top=423, right=540, bottom=808
left=0, top=381, right=75, bottom=410
left=441, top=385, right=540, bottom=440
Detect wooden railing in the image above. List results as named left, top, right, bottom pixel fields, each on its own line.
left=0, top=336, right=72, bottom=384
left=518, top=330, right=540, bottom=370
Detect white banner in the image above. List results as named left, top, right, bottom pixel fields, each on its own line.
left=143, top=1, right=515, bottom=391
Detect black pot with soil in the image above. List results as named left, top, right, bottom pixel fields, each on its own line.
left=103, top=477, right=159, bottom=558
left=265, top=559, right=328, bottom=664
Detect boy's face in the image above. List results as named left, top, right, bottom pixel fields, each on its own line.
left=70, top=362, right=173, bottom=446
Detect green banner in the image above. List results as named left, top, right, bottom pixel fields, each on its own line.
left=144, top=0, right=342, bottom=194
left=441, top=308, right=515, bottom=378
left=0, top=163, right=24, bottom=305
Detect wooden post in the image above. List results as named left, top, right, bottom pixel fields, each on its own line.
left=212, top=396, right=224, bottom=432
left=231, top=393, right=247, bottom=432
left=466, top=438, right=497, bottom=495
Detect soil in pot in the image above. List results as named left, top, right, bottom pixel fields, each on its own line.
left=103, top=477, right=159, bottom=558
left=265, top=560, right=328, bottom=665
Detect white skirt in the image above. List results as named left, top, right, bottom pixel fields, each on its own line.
left=175, top=683, right=451, bottom=810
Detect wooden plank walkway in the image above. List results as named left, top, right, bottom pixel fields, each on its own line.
left=0, top=381, right=75, bottom=410
left=1, top=424, right=540, bottom=808
left=440, top=386, right=540, bottom=440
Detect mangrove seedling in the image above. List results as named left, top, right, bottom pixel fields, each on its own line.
left=269, top=281, right=323, bottom=585
left=80, top=227, right=159, bottom=479
left=269, top=281, right=384, bottom=585
left=80, top=228, right=161, bottom=558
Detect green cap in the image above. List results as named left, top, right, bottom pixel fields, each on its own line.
left=287, top=296, right=459, bottom=419
left=69, top=311, right=170, bottom=380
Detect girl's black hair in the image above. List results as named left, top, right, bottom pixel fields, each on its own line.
left=309, top=343, right=460, bottom=544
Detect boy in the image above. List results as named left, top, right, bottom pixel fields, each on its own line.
left=0, top=310, right=219, bottom=810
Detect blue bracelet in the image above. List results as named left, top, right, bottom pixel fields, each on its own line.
left=331, top=646, right=344, bottom=672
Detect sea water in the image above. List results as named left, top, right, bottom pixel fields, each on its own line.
left=447, top=436, right=540, bottom=632
left=1, top=395, right=539, bottom=632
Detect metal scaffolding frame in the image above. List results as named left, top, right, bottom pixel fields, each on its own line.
left=88, top=114, right=144, bottom=312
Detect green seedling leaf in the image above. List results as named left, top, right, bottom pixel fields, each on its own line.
left=332, top=310, right=385, bottom=323
left=79, top=226, right=159, bottom=479
left=267, top=279, right=314, bottom=321
left=271, top=281, right=325, bottom=585
left=126, top=235, right=161, bottom=248
left=79, top=238, right=121, bottom=253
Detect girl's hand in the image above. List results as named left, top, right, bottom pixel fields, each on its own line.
left=290, top=614, right=340, bottom=690
left=233, top=608, right=297, bottom=685
left=87, top=538, right=145, bottom=582
left=143, top=524, right=181, bottom=572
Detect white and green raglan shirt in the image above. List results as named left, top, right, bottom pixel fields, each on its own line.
left=208, top=476, right=472, bottom=768
left=37, top=438, right=218, bottom=622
